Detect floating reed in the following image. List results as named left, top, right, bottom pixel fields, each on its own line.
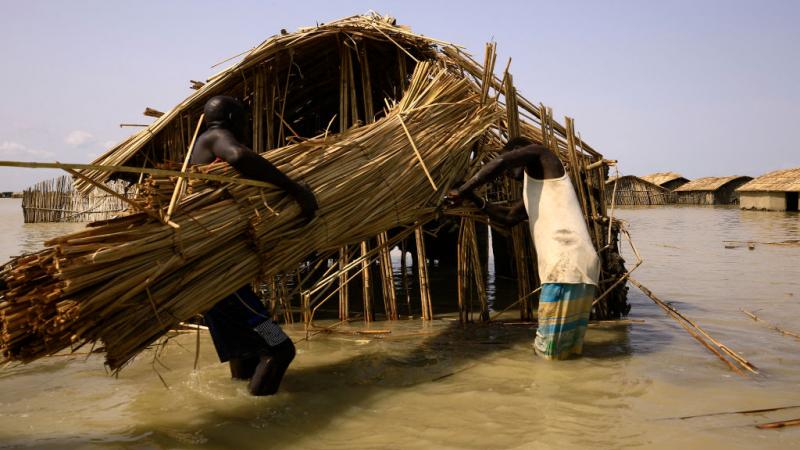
left=629, top=277, right=757, bottom=376
left=740, top=309, right=800, bottom=340
left=756, top=418, right=800, bottom=430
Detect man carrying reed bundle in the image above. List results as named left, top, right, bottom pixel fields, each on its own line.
left=190, top=96, right=317, bottom=395
left=446, top=137, right=600, bottom=360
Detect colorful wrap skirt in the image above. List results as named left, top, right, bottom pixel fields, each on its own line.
left=533, top=283, right=596, bottom=360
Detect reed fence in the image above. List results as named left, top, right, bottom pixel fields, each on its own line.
left=21, top=176, right=133, bottom=223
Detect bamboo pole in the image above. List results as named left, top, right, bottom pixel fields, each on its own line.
left=360, top=241, right=372, bottom=322
left=398, top=114, right=437, bottom=191
left=338, top=246, right=349, bottom=321
left=377, top=231, right=398, bottom=320
left=165, top=115, right=204, bottom=223
left=415, top=226, right=432, bottom=320
left=457, top=219, right=468, bottom=323
left=740, top=309, right=800, bottom=340
left=0, top=161, right=278, bottom=189
left=756, top=418, right=800, bottom=429
left=629, top=277, right=757, bottom=375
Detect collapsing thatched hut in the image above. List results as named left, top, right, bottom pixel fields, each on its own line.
left=21, top=175, right=133, bottom=223
left=606, top=175, right=674, bottom=205
left=674, top=176, right=753, bottom=205
left=736, top=167, right=800, bottom=211
left=640, top=171, right=690, bottom=191
left=0, top=14, right=629, bottom=370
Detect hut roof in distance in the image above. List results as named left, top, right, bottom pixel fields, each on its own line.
left=640, top=171, right=687, bottom=186
left=736, top=167, right=800, bottom=192
left=675, top=175, right=753, bottom=192
left=605, top=174, right=667, bottom=190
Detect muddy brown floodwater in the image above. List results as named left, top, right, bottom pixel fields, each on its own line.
left=0, top=199, right=798, bottom=449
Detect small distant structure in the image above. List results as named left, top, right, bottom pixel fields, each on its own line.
left=674, top=176, right=753, bottom=205
left=606, top=175, right=675, bottom=205
left=640, top=171, right=690, bottom=191
left=736, top=167, right=800, bottom=211
left=21, top=175, right=134, bottom=223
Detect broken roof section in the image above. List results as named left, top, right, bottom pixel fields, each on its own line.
left=75, top=13, right=596, bottom=193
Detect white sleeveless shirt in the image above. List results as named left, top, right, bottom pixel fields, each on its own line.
left=522, top=171, right=600, bottom=286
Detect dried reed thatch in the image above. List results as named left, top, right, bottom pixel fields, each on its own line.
left=640, top=171, right=689, bottom=190
left=736, top=167, right=800, bottom=192
left=1, top=13, right=629, bottom=370
left=675, top=176, right=752, bottom=192
left=675, top=175, right=753, bottom=205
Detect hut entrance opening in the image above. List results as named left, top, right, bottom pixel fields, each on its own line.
left=787, top=192, right=799, bottom=211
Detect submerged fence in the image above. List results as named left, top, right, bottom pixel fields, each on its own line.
left=21, top=175, right=133, bottom=223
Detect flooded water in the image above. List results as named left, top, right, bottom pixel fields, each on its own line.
left=0, top=198, right=799, bottom=449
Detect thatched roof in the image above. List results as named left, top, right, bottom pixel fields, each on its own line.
left=605, top=175, right=667, bottom=191
left=75, top=13, right=597, bottom=193
left=77, top=14, right=440, bottom=191
left=640, top=171, right=687, bottom=187
left=736, top=167, right=800, bottom=192
left=675, top=175, right=753, bottom=192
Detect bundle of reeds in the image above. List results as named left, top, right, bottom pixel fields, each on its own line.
left=0, top=62, right=497, bottom=370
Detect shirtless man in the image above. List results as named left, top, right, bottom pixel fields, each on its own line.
left=191, top=95, right=318, bottom=394
left=447, top=137, right=600, bottom=360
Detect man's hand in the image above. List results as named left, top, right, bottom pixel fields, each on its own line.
left=461, top=190, right=485, bottom=209
left=444, top=188, right=464, bottom=207
left=294, top=182, right=318, bottom=225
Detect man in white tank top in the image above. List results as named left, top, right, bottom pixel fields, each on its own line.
left=447, top=137, right=600, bottom=360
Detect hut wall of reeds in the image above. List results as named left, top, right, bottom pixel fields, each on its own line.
left=641, top=172, right=689, bottom=191
left=0, top=14, right=631, bottom=370
left=737, top=167, right=800, bottom=211
left=21, top=176, right=133, bottom=223
left=607, top=175, right=674, bottom=205
left=674, top=176, right=753, bottom=205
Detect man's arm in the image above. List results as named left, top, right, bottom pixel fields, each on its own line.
left=463, top=191, right=527, bottom=227
left=456, top=144, right=549, bottom=196
left=483, top=200, right=528, bottom=227
left=212, top=132, right=318, bottom=222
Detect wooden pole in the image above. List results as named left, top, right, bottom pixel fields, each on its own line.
left=415, top=226, right=433, bottom=320
left=338, top=246, right=349, bottom=321
left=165, top=114, right=204, bottom=224
left=377, top=231, right=398, bottom=320
left=360, top=241, right=372, bottom=323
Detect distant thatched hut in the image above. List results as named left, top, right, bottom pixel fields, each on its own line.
left=736, top=167, right=800, bottom=211
left=640, top=171, right=690, bottom=191
left=606, top=175, right=674, bottom=205
left=674, top=176, right=753, bottom=205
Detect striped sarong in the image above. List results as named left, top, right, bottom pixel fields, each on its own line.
left=533, top=283, right=595, bottom=360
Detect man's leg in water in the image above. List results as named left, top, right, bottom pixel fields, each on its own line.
left=228, top=357, right=260, bottom=380
left=250, top=319, right=296, bottom=396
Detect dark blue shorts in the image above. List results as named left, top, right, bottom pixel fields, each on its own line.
left=204, top=285, right=272, bottom=362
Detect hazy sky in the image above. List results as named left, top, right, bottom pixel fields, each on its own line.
left=1, top=0, right=798, bottom=191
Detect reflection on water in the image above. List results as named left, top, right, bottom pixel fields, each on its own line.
left=0, top=200, right=799, bottom=449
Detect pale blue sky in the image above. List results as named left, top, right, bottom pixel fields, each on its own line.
left=1, top=0, right=798, bottom=190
